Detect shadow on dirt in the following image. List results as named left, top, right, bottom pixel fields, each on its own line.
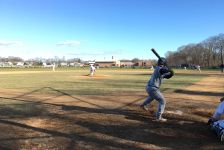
left=174, top=89, right=224, bottom=97
left=0, top=87, right=223, bottom=150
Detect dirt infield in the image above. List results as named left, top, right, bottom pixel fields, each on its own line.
left=0, top=72, right=223, bottom=149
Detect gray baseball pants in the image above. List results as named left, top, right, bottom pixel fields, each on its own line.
left=142, top=86, right=166, bottom=119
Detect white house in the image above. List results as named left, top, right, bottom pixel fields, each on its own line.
left=94, top=60, right=120, bottom=67
left=16, top=62, right=24, bottom=67
left=43, top=63, right=53, bottom=68
left=60, top=62, right=68, bottom=67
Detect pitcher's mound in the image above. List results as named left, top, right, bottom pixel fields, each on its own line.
left=73, top=75, right=110, bottom=79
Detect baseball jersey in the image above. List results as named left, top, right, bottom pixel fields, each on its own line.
left=90, top=66, right=95, bottom=71
left=147, top=66, right=169, bottom=88
left=215, top=101, right=224, bottom=115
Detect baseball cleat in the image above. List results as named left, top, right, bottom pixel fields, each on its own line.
left=155, top=118, right=167, bottom=122
left=140, top=105, right=149, bottom=111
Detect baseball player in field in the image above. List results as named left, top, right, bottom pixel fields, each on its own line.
left=140, top=57, right=174, bottom=122
left=89, top=64, right=96, bottom=77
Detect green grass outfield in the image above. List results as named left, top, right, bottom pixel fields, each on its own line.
left=0, top=67, right=212, bottom=96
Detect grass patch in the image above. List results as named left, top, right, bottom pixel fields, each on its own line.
left=0, top=68, right=210, bottom=96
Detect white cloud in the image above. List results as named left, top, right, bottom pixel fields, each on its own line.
left=56, top=40, right=81, bottom=46
left=0, top=40, right=23, bottom=46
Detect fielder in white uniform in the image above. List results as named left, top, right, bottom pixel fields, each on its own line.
left=90, top=64, right=96, bottom=77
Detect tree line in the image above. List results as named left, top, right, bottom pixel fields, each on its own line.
left=166, top=33, right=224, bottom=68
left=0, top=56, right=82, bottom=64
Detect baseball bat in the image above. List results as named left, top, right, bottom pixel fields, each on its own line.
left=151, top=48, right=162, bottom=60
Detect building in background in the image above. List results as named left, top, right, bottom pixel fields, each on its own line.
left=120, top=60, right=134, bottom=68
left=95, top=60, right=120, bottom=67
left=134, top=60, right=153, bottom=67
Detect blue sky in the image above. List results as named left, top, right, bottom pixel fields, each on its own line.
left=0, top=0, right=224, bottom=60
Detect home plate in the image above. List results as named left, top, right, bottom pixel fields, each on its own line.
left=166, top=110, right=183, bottom=115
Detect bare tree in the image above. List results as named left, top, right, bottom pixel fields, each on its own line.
left=166, top=33, right=224, bottom=68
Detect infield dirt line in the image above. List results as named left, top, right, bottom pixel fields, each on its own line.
left=166, top=75, right=224, bottom=103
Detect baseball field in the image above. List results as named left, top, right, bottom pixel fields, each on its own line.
left=0, top=68, right=223, bottom=150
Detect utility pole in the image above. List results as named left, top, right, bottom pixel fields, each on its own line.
left=221, top=45, right=224, bottom=73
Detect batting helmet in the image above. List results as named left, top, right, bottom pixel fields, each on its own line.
left=220, top=97, right=224, bottom=102
left=157, top=57, right=167, bottom=66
